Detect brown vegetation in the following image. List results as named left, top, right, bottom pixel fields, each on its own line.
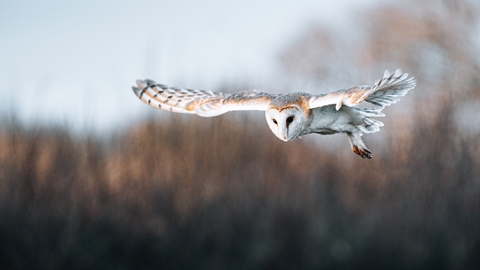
left=1, top=105, right=479, bottom=269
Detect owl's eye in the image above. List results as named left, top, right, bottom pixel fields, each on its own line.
left=272, top=119, right=278, bottom=125
left=286, top=116, right=294, bottom=123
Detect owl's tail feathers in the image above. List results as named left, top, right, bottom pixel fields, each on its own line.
left=355, top=107, right=385, bottom=134
left=353, top=69, right=415, bottom=134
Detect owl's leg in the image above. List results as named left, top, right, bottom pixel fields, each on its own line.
left=346, top=132, right=372, bottom=159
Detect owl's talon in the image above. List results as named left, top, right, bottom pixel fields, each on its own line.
left=352, top=145, right=373, bottom=159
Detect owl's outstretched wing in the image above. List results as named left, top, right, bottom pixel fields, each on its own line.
left=132, top=79, right=276, bottom=117
left=308, top=69, right=416, bottom=110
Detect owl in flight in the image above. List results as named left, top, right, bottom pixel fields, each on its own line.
left=132, top=69, right=416, bottom=159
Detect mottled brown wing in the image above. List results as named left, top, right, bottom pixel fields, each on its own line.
left=133, top=79, right=276, bottom=117
left=308, top=69, right=416, bottom=110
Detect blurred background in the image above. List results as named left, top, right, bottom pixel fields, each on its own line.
left=1, top=0, right=480, bottom=269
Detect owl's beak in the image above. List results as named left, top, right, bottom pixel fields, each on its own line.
left=281, top=130, right=288, bottom=142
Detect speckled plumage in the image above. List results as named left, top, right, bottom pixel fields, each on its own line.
left=132, top=69, right=416, bottom=159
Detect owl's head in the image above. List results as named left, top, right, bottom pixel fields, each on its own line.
left=265, top=104, right=307, bottom=142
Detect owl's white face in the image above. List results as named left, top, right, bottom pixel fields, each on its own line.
left=265, top=106, right=305, bottom=142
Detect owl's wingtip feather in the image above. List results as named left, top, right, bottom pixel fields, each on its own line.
left=135, top=79, right=157, bottom=88
left=135, top=79, right=149, bottom=88
left=145, top=79, right=156, bottom=86
left=132, top=86, right=141, bottom=97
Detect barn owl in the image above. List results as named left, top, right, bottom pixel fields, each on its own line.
left=132, top=69, right=416, bottom=159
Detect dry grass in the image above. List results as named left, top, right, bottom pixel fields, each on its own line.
left=0, top=102, right=479, bottom=269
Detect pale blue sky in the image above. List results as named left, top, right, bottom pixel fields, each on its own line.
left=0, top=0, right=378, bottom=132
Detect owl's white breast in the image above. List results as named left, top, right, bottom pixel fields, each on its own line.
left=301, top=105, right=360, bottom=135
